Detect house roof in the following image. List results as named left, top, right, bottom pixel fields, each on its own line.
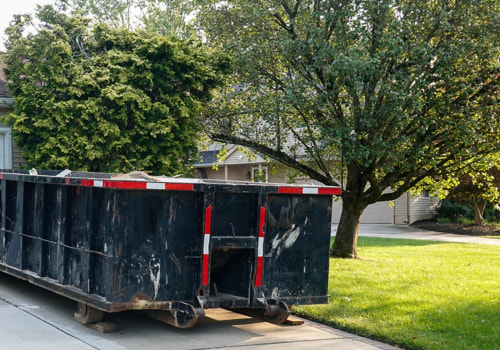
left=193, top=143, right=268, bottom=167
left=195, top=150, right=219, bottom=166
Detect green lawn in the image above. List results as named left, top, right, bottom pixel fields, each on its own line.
left=294, top=237, right=500, bottom=350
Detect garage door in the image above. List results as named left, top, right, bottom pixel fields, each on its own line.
left=331, top=199, right=394, bottom=224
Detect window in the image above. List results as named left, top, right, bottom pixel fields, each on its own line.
left=252, top=166, right=268, bottom=182
left=0, top=127, right=12, bottom=169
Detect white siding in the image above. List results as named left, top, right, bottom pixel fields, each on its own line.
left=331, top=198, right=394, bottom=224
left=408, top=194, right=440, bottom=224
left=394, top=193, right=409, bottom=224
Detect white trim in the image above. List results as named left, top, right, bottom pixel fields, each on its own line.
left=0, top=127, right=12, bottom=169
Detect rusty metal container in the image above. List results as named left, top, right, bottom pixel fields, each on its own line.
left=0, top=169, right=340, bottom=328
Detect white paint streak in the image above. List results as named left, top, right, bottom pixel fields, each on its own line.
left=149, top=258, right=161, bottom=300
left=282, top=225, right=301, bottom=249
left=271, top=217, right=308, bottom=257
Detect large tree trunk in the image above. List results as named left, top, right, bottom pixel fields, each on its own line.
left=472, top=200, right=486, bottom=226
left=330, top=162, right=371, bottom=258
left=330, top=198, right=367, bottom=258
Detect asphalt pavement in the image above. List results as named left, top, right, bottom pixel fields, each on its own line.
left=2, top=224, right=498, bottom=350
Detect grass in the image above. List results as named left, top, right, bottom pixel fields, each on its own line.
left=293, top=237, right=500, bottom=350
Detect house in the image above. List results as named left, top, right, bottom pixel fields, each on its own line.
left=0, top=58, right=20, bottom=169
left=194, top=143, right=439, bottom=224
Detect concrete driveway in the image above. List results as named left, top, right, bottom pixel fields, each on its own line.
left=0, top=272, right=397, bottom=350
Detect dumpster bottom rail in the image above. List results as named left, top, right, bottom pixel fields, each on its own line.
left=73, top=300, right=204, bottom=329
left=223, top=299, right=291, bottom=325
left=142, top=302, right=205, bottom=329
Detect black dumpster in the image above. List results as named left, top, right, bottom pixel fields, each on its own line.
left=0, top=169, right=340, bottom=328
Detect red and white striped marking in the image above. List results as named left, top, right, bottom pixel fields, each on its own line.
left=201, top=205, right=212, bottom=286
left=79, top=179, right=194, bottom=191
left=278, top=186, right=341, bottom=195
left=255, top=206, right=266, bottom=287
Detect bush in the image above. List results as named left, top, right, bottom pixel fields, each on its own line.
left=438, top=199, right=500, bottom=224
left=484, top=203, right=500, bottom=223
left=438, top=199, right=473, bottom=222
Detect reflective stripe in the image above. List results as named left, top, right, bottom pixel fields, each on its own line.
left=164, top=183, right=194, bottom=191
left=257, top=236, right=264, bottom=257
left=255, top=257, right=264, bottom=287
left=76, top=179, right=194, bottom=191
left=202, top=254, right=210, bottom=286
left=147, top=182, right=166, bottom=190
left=255, top=206, right=266, bottom=287
left=117, top=181, right=147, bottom=189
left=202, top=205, right=212, bottom=286
left=278, top=186, right=341, bottom=195
left=81, top=179, right=94, bottom=187
left=303, top=187, right=319, bottom=194
left=318, top=187, right=342, bottom=195
left=203, top=234, right=211, bottom=255
left=278, top=187, right=302, bottom=194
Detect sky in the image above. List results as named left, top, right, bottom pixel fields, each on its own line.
left=0, top=0, right=55, bottom=52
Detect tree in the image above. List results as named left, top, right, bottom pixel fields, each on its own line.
left=57, top=0, right=197, bottom=38
left=3, top=5, right=229, bottom=175
left=195, top=0, right=500, bottom=257
left=431, top=158, right=500, bottom=226
left=450, top=168, right=500, bottom=226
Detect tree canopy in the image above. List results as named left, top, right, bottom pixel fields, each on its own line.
left=3, top=5, right=229, bottom=175
left=57, top=0, right=197, bottom=38
left=195, top=0, right=500, bottom=257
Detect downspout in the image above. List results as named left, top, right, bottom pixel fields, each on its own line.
left=406, top=192, right=411, bottom=225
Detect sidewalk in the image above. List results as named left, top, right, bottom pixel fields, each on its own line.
left=332, top=224, right=500, bottom=245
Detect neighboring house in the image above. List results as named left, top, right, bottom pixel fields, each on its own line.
left=0, top=58, right=18, bottom=169
left=194, top=143, right=439, bottom=225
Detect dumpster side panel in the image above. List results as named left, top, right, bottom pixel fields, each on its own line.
left=65, top=185, right=93, bottom=292
left=42, top=184, right=67, bottom=281
left=112, top=190, right=204, bottom=304
left=88, top=188, right=116, bottom=300
left=21, top=182, right=44, bottom=275
left=3, top=180, right=22, bottom=268
left=263, top=194, right=332, bottom=304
